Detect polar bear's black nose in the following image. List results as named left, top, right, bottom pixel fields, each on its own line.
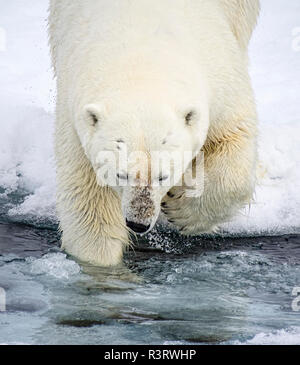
left=126, top=220, right=150, bottom=234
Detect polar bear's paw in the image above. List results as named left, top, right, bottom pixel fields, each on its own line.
left=161, top=187, right=215, bottom=236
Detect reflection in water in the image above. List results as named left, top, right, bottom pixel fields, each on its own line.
left=0, top=222, right=299, bottom=344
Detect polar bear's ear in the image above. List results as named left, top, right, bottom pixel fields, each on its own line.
left=83, top=104, right=104, bottom=127
left=184, top=109, right=199, bottom=127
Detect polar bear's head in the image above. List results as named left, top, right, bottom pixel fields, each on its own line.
left=75, top=77, right=209, bottom=234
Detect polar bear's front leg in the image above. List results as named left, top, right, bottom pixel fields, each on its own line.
left=161, top=125, right=257, bottom=235
left=55, top=121, right=129, bottom=267
left=58, top=180, right=130, bottom=267
left=61, top=223, right=128, bottom=267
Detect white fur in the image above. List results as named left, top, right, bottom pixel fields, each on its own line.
left=49, top=0, right=260, bottom=266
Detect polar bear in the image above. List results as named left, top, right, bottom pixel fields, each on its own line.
left=49, top=0, right=260, bottom=266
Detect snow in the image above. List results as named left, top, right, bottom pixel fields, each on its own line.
left=226, top=0, right=300, bottom=235
left=0, top=0, right=299, bottom=234
left=234, top=327, right=300, bottom=345
left=29, top=253, right=81, bottom=279
left=0, top=0, right=56, bottom=223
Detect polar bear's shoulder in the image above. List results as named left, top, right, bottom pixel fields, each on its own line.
left=218, top=0, right=260, bottom=49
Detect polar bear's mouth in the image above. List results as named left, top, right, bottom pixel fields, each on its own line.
left=125, top=220, right=150, bottom=234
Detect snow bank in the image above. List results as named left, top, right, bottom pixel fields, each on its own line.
left=0, top=0, right=299, bottom=234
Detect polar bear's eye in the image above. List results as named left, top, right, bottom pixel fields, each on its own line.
left=117, top=172, right=128, bottom=181
left=159, top=174, right=169, bottom=182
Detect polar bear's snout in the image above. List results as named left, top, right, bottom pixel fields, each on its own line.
left=123, top=186, right=159, bottom=235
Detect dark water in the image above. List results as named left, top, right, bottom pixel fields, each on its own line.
left=0, top=222, right=300, bottom=344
